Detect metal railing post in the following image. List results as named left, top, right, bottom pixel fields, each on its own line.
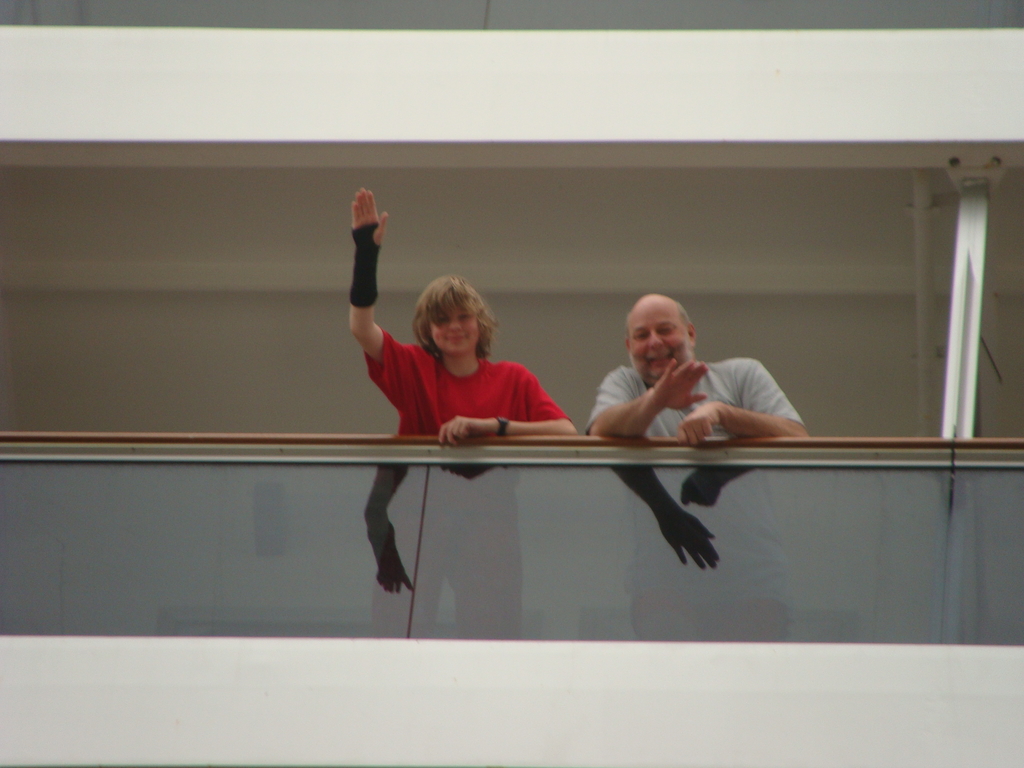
left=941, top=179, right=991, bottom=439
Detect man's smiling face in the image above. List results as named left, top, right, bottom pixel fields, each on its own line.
left=625, top=294, right=697, bottom=386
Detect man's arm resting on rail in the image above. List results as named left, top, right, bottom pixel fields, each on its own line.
left=678, top=401, right=808, bottom=446
left=589, top=388, right=668, bottom=437
left=590, top=359, right=708, bottom=437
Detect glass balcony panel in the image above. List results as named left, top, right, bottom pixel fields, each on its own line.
left=400, top=466, right=525, bottom=639
left=0, top=461, right=426, bottom=637
left=950, top=468, right=1024, bottom=645
left=405, top=464, right=951, bottom=642
left=0, top=451, right=993, bottom=644
left=767, top=468, right=949, bottom=643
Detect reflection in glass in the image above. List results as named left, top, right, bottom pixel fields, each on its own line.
left=612, top=466, right=719, bottom=570
left=0, top=458, right=966, bottom=644
left=0, top=462, right=384, bottom=637
left=401, top=466, right=523, bottom=640
left=621, top=467, right=788, bottom=641
left=363, top=465, right=414, bottom=595
left=951, top=469, right=1024, bottom=645
left=511, top=466, right=950, bottom=643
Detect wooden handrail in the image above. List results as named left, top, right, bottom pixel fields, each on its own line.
left=2, top=431, right=1023, bottom=450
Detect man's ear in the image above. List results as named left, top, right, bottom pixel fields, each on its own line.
left=688, top=324, right=697, bottom=347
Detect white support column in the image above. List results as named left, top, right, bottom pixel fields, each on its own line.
left=941, top=179, right=990, bottom=439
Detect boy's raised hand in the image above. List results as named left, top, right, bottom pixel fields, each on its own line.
left=351, top=188, right=388, bottom=245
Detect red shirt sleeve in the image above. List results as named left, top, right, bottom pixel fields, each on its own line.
left=365, top=331, right=442, bottom=435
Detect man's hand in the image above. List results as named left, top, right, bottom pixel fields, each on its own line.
left=650, top=358, right=709, bottom=411
left=678, top=402, right=808, bottom=445
left=589, top=358, right=708, bottom=438
left=677, top=402, right=722, bottom=445
left=351, top=187, right=388, bottom=245
left=438, top=416, right=496, bottom=445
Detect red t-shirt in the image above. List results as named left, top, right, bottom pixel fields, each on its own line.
left=366, top=331, right=569, bottom=436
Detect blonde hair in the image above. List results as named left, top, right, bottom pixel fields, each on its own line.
left=412, top=275, right=498, bottom=359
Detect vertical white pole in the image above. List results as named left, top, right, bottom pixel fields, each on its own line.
left=941, top=180, right=990, bottom=439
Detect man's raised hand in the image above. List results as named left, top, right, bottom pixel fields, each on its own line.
left=351, top=188, right=388, bottom=245
left=651, top=358, right=709, bottom=411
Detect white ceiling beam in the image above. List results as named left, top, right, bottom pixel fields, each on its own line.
left=2, top=27, right=1023, bottom=150
left=4, top=636, right=1024, bottom=768
left=3, top=140, right=1023, bottom=169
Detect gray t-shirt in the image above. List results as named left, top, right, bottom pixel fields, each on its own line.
left=587, top=358, right=803, bottom=438
left=589, top=358, right=800, bottom=605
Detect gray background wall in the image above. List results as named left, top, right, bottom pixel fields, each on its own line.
left=1, top=165, right=1021, bottom=436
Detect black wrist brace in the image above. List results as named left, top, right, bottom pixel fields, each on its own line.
left=350, top=224, right=380, bottom=307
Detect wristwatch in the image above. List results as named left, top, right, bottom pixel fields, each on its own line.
left=495, top=417, right=509, bottom=436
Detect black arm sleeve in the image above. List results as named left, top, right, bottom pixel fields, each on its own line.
left=350, top=223, right=380, bottom=307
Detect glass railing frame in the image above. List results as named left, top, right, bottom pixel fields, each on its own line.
left=4, top=433, right=1024, bottom=645
left=5, top=432, right=1014, bottom=467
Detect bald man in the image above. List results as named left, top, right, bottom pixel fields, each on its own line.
left=589, top=294, right=807, bottom=641
left=588, top=294, right=807, bottom=443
